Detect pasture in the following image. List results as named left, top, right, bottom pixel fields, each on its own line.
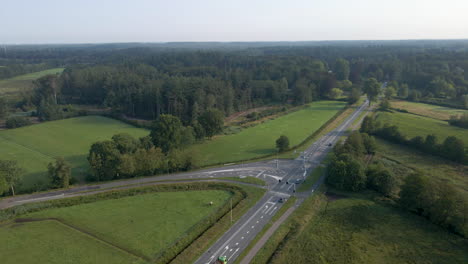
left=375, top=138, right=468, bottom=199
left=262, top=193, right=468, bottom=264
left=0, top=116, right=148, bottom=191
left=190, top=101, right=346, bottom=165
left=0, top=190, right=232, bottom=264
left=376, top=111, right=468, bottom=146
left=391, top=100, right=467, bottom=120
left=0, top=68, right=64, bottom=99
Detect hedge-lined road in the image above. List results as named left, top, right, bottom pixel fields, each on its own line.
left=0, top=99, right=368, bottom=264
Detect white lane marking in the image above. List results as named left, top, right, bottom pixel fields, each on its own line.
left=221, top=246, right=229, bottom=255
left=256, top=221, right=259, bottom=223
left=264, top=205, right=275, bottom=215
left=251, top=226, right=254, bottom=229
left=255, top=170, right=265, bottom=178
left=241, top=237, right=244, bottom=239
left=228, top=248, right=240, bottom=261
left=203, top=197, right=276, bottom=261
left=235, top=242, right=239, bottom=246
left=247, top=231, right=250, bottom=234
left=261, top=216, right=264, bottom=219
left=262, top=205, right=269, bottom=213
left=269, top=207, right=278, bottom=215
left=15, top=193, right=64, bottom=203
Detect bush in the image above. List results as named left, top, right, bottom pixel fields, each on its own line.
left=5, top=116, right=32, bottom=128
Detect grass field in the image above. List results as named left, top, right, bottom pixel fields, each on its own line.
left=0, top=116, right=148, bottom=191
left=391, top=100, right=468, bottom=120
left=0, top=68, right=64, bottom=99
left=262, top=193, right=468, bottom=264
left=376, top=111, right=468, bottom=146
left=1, top=190, right=231, bottom=263
left=375, top=138, right=468, bottom=199
left=0, top=220, right=144, bottom=264
left=190, top=101, right=346, bottom=165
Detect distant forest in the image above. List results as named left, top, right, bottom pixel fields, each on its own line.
left=1, top=40, right=468, bottom=124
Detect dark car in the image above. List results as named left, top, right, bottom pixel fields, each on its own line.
left=328, top=143, right=332, bottom=147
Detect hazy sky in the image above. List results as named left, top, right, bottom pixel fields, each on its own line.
left=1, top=0, right=467, bottom=43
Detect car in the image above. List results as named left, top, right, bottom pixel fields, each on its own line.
left=278, top=198, right=284, bottom=203
left=295, top=179, right=302, bottom=184
left=328, top=143, right=332, bottom=147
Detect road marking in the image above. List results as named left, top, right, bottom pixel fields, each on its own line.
left=247, top=231, right=249, bottom=234
left=255, top=170, right=265, bottom=178
left=269, top=207, right=278, bottom=215
left=241, top=237, right=244, bottom=239
left=251, top=226, right=254, bottom=229
left=204, top=196, right=274, bottom=261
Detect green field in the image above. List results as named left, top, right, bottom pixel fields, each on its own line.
left=375, top=138, right=468, bottom=199
left=376, top=111, right=468, bottom=146
left=0, top=116, right=148, bottom=191
left=263, top=193, right=468, bottom=264
left=190, top=101, right=346, bottom=165
left=391, top=100, right=468, bottom=120
left=0, top=68, right=64, bottom=99
left=0, top=190, right=231, bottom=263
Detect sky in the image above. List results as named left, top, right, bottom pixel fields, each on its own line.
left=1, top=0, right=467, bottom=44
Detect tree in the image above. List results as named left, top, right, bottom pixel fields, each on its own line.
left=0, top=160, right=23, bottom=196
left=47, top=157, right=71, bottom=188
left=384, top=86, right=396, bottom=99
left=328, top=88, right=343, bottom=99
left=366, top=163, right=397, bottom=197
left=0, top=97, right=8, bottom=119
left=379, top=99, right=391, bottom=111
left=399, top=172, right=428, bottom=214
left=441, top=136, right=465, bottom=162
left=5, top=116, right=32, bottom=128
left=398, top=84, right=409, bottom=98
left=276, top=135, right=290, bottom=152
left=112, top=133, right=139, bottom=154
left=198, top=108, right=224, bottom=138
left=361, top=133, right=377, bottom=154
left=150, top=114, right=183, bottom=153
left=88, top=140, right=121, bottom=181
left=363, top=78, right=381, bottom=105
left=334, top=58, right=350, bottom=80
left=348, top=87, right=361, bottom=104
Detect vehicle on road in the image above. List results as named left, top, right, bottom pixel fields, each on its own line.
left=328, top=143, right=332, bottom=146
left=217, top=256, right=228, bottom=264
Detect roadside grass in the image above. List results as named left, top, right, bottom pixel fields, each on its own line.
left=0, top=220, right=145, bottom=264
left=391, top=99, right=468, bottom=120
left=0, top=68, right=64, bottom=100
left=17, top=190, right=232, bottom=260
left=172, top=184, right=266, bottom=264
left=253, top=191, right=468, bottom=264
left=0, top=116, right=148, bottom=191
left=190, top=101, right=346, bottom=166
left=375, top=138, right=468, bottom=199
left=297, top=165, right=326, bottom=192
left=375, top=111, right=468, bottom=146
left=221, top=176, right=267, bottom=186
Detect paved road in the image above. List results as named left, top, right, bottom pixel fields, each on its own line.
left=0, top=99, right=369, bottom=264
left=195, top=99, right=369, bottom=264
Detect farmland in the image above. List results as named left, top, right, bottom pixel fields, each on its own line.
left=190, top=101, right=347, bottom=165
left=0, top=116, right=148, bottom=191
left=375, top=111, right=468, bottom=146
left=0, top=189, right=232, bottom=264
left=0, top=68, right=64, bottom=100
left=391, top=100, right=468, bottom=120
left=256, top=193, right=468, bottom=264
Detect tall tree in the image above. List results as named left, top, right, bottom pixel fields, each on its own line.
left=198, top=108, right=224, bottom=138
left=47, top=157, right=71, bottom=188
left=0, top=160, right=22, bottom=196
left=276, top=135, right=290, bottom=152
left=150, top=114, right=183, bottom=153
left=363, top=77, right=381, bottom=105
left=334, top=58, right=350, bottom=81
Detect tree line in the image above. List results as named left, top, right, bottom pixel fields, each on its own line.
left=326, top=131, right=467, bottom=237
left=360, top=116, right=467, bottom=164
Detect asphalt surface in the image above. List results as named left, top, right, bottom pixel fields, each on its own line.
left=195, top=99, right=369, bottom=264
left=0, top=99, right=369, bottom=264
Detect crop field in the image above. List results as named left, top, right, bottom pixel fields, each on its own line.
left=391, top=100, right=468, bottom=120
left=376, top=111, right=468, bottom=146
left=263, top=193, right=468, bottom=264
left=0, top=190, right=232, bottom=264
left=0, top=116, right=148, bottom=191
left=190, top=101, right=347, bottom=165
left=375, top=138, right=468, bottom=199
left=0, top=68, right=64, bottom=99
